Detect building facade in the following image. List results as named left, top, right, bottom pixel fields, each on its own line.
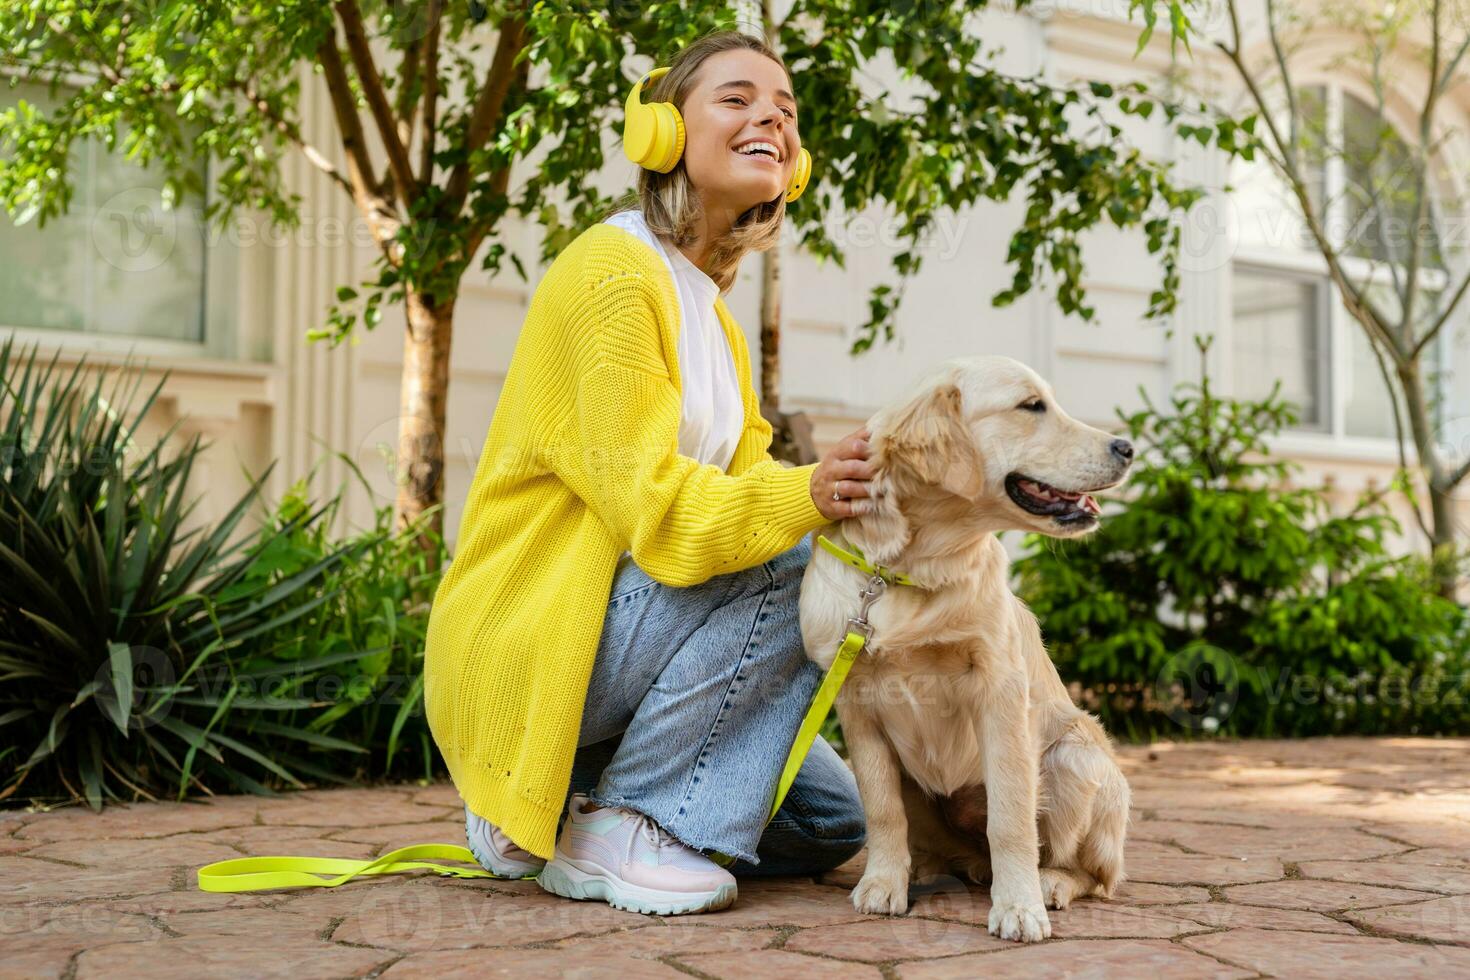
left=3, top=1, right=1467, bottom=554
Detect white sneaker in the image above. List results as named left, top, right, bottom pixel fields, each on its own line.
left=465, top=805, right=546, bottom=878
left=536, top=793, right=737, bottom=915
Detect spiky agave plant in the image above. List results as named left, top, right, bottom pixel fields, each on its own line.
left=0, top=338, right=369, bottom=808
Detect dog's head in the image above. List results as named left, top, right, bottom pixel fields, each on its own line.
left=863, top=355, right=1132, bottom=560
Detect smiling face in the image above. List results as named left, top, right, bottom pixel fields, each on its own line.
left=678, top=48, right=801, bottom=217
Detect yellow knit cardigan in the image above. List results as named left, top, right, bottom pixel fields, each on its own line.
left=424, top=222, right=829, bottom=859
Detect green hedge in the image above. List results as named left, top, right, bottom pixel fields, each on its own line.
left=1015, top=357, right=1470, bottom=741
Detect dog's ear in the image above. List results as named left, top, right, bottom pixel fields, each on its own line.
left=878, top=382, right=984, bottom=501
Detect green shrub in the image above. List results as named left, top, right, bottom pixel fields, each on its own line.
left=1016, top=350, right=1470, bottom=740
left=228, top=473, right=445, bottom=784
left=0, top=339, right=442, bottom=808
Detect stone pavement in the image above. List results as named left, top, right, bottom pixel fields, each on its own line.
left=4, top=737, right=1469, bottom=979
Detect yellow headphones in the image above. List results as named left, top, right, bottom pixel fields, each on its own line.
left=622, top=67, right=813, bottom=204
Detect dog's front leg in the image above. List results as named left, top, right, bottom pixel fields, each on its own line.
left=840, top=697, right=911, bottom=915
left=981, top=675, right=1051, bottom=942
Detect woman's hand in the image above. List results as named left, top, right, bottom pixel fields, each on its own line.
left=811, top=425, right=878, bottom=521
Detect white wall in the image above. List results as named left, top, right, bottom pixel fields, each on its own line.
left=12, top=4, right=1468, bottom=558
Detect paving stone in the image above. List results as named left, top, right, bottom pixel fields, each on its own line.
left=1121, top=850, right=1284, bottom=885
left=1103, top=881, right=1212, bottom=905
left=784, top=916, right=1008, bottom=961
left=1131, top=820, right=1405, bottom=862
left=332, top=878, right=644, bottom=949
left=9, top=738, right=1470, bottom=977
left=14, top=800, right=256, bottom=843
left=328, top=820, right=468, bottom=852
left=27, top=835, right=243, bottom=868
left=104, top=890, right=276, bottom=914
left=1397, top=847, right=1470, bottom=868
left=695, top=879, right=871, bottom=928
left=1347, top=895, right=1470, bottom=944
left=1299, top=859, right=1470, bottom=894
left=897, top=938, right=1252, bottom=979
left=380, top=948, right=686, bottom=978
left=1045, top=903, right=1208, bottom=939
left=251, top=788, right=457, bottom=828
left=682, top=948, right=884, bottom=978
left=0, top=857, right=174, bottom=905
left=1183, top=927, right=1470, bottom=975
left=410, top=783, right=464, bottom=808
left=73, top=938, right=392, bottom=980
left=200, top=825, right=380, bottom=859
left=550, top=922, right=775, bottom=958
left=161, top=906, right=334, bottom=942
left=1225, top=878, right=1438, bottom=912
left=1157, top=902, right=1358, bottom=934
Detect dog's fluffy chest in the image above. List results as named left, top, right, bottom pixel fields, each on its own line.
left=850, top=654, right=990, bottom=796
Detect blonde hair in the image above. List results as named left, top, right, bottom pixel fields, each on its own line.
left=606, top=31, right=791, bottom=293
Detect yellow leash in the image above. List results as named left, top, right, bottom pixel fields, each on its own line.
left=196, top=534, right=914, bottom=891
left=197, top=843, right=509, bottom=892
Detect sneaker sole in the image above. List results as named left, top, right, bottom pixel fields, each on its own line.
left=537, top=857, right=737, bottom=915
left=464, top=814, right=546, bottom=880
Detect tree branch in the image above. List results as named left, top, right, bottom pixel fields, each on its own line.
left=1411, top=267, right=1470, bottom=362
left=445, top=13, right=528, bottom=208
left=233, top=79, right=354, bottom=199
left=334, top=0, right=417, bottom=205
left=1218, top=0, right=1407, bottom=366
left=318, top=32, right=402, bottom=258
left=418, top=0, right=443, bottom=184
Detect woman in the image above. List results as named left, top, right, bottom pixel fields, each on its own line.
left=424, top=30, right=876, bottom=917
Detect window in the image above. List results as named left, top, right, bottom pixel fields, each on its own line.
left=0, top=79, right=211, bottom=347
left=1229, top=84, right=1449, bottom=442
left=1231, top=266, right=1329, bottom=429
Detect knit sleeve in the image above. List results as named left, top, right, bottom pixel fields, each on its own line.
left=545, top=278, right=826, bottom=588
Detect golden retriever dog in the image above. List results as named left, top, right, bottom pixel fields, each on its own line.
left=798, top=355, right=1133, bottom=943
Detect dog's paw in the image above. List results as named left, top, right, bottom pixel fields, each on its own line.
left=851, top=871, right=910, bottom=915
left=987, top=898, right=1052, bottom=943
left=1039, top=868, right=1080, bottom=910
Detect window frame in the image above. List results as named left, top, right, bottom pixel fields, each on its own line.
left=1227, top=79, right=1452, bottom=456
left=0, top=65, right=241, bottom=362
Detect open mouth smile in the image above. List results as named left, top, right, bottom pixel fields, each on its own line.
left=1005, top=473, right=1108, bottom=526
left=733, top=139, right=782, bottom=164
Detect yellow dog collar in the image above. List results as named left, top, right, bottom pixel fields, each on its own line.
left=816, top=533, right=923, bottom=588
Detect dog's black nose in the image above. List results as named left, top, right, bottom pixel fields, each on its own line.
left=1110, top=438, right=1135, bottom=464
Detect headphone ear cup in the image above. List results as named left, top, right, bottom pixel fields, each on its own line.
left=646, top=102, right=686, bottom=173
left=784, top=147, right=813, bottom=203
left=623, top=67, right=686, bottom=173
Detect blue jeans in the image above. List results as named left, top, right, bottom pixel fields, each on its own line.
left=564, top=531, right=866, bottom=873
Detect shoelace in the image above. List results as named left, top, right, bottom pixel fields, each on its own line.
left=623, top=810, right=671, bottom=869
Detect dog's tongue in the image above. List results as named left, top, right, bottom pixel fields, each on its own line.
left=1081, top=495, right=1100, bottom=515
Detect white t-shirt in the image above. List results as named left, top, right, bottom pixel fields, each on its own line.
left=604, top=209, right=748, bottom=569
left=603, top=209, right=745, bottom=473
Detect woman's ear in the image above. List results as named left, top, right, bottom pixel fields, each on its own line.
left=876, top=382, right=983, bottom=502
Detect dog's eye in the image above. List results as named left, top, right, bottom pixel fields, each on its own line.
left=1018, top=399, right=1046, bottom=413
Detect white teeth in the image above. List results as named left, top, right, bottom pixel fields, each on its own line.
left=735, top=141, right=780, bottom=160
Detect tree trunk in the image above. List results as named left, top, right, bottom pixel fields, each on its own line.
left=757, top=247, right=819, bottom=466
left=1397, top=360, right=1460, bottom=599
left=396, top=289, right=455, bottom=553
